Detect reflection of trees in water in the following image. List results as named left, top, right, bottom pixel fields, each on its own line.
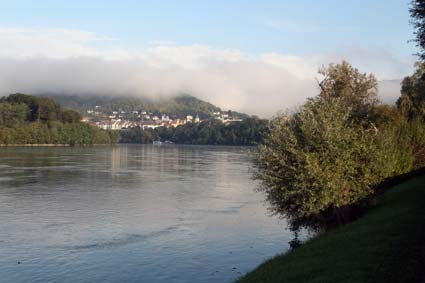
left=0, top=148, right=67, bottom=188
left=110, top=145, right=127, bottom=174
left=0, top=145, right=252, bottom=199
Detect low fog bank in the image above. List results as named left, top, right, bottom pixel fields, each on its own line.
left=0, top=27, right=414, bottom=117
left=0, top=58, right=408, bottom=118
left=0, top=56, right=317, bottom=117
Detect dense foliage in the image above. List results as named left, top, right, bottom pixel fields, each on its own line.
left=120, top=117, right=268, bottom=145
left=0, top=94, right=118, bottom=145
left=253, top=62, right=425, bottom=231
left=397, top=62, right=425, bottom=120
left=318, top=61, right=378, bottom=120
left=410, top=0, right=425, bottom=60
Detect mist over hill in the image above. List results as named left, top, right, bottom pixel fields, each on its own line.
left=40, top=94, right=249, bottom=119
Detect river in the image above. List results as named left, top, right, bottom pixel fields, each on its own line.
left=0, top=144, right=293, bottom=283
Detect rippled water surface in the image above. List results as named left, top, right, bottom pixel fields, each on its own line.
left=0, top=145, right=292, bottom=283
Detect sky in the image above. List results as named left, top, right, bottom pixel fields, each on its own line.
left=0, top=0, right=417, bottom=117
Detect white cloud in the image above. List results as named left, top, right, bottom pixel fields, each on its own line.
left=0, top=27, right=116, bottom=59
left=0, top=26, right=415, bottom=117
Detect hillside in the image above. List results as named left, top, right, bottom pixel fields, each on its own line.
left=42, top=94, right=248, bottom=119
left=0, top=93, right=118, bottom=145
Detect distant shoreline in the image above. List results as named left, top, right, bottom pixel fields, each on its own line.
left=0, top=143, right=256, bottom=147
left=0, top=144, right=113, bottom=147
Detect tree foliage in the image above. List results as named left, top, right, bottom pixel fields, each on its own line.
left=120, top=117, right=268, bottom=145
left=253, top=62, right=420, bottom=231
left=397, top=62, right=425, bottom=120
left=0, top=94, right=118, bottom=145
left=318, top=61, right=378, bottom=120
left=410, top=0, right=425, bottom=60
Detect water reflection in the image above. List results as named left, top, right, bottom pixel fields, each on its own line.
left=0, top=145, right=291, bottom=283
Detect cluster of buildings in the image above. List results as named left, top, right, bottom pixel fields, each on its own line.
left=212, top=111, right=242, bottom=124
left=82, top=107, right=243, bottom=131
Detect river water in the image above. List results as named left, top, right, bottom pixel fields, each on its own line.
left=0, top=145, right=293, bottom=283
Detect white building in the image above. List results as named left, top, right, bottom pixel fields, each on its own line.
left=142, top=122, right=161, bottom=129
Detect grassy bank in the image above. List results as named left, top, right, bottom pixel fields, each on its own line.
left=236, top=175, right=425, bottom=283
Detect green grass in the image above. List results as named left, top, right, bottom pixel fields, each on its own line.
left=236, top=176, right=425, bottom=283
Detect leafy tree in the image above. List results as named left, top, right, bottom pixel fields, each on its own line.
left=410, top=0, right=425, bottom=60
left=0, top=103, right=28, bottom=127
left=397, top=62, right=425, bottom=120
left=318, top=61, right=378, bottom=120
left=120, top=118, right=268, bottom=145
left=0, top=93, right=117, bottom=145
left=253, top=62, right=414, bottom=231
left=61, top=109, right=82, bottom=123
left=253, top=97, right=385, bottom=230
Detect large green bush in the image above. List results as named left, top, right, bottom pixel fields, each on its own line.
left=253, top=62, right=420, bottom=230
left=254, top=98, right=381, bottom=229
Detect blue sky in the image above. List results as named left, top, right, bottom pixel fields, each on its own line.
left=0, top=0, right=415, bottom=55
left=0, top=0, right=418, bottom=116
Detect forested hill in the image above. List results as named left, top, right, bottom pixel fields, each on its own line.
left=42, top=94, right=247, bottom=119
left=0, top=93, right=118, bottom=145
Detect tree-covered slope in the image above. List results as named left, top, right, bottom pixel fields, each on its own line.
left=120, top=117, right=268, bottom=145
left=0, top=93, right=118, bottom=145
left=42, top=94, right=246, bottom=119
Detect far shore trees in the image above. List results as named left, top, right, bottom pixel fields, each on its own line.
left=0, top=94, right=119, bottom=145
left=120, top=117, right=268, bottom=145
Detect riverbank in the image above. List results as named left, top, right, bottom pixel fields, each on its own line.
left=236, top=175, right=425, bottom=283
left=0, top=143, right=238, bottom=147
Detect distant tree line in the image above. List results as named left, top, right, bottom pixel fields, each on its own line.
left=120, top=117, right=268, bottom=145
left=0, top=93, right=119, bottom=145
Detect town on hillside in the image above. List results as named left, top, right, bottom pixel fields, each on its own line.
left=81, top=107, right=243, bottom=130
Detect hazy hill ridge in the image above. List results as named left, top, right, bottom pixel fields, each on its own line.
left=41, top=94, right=247, bottom=119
